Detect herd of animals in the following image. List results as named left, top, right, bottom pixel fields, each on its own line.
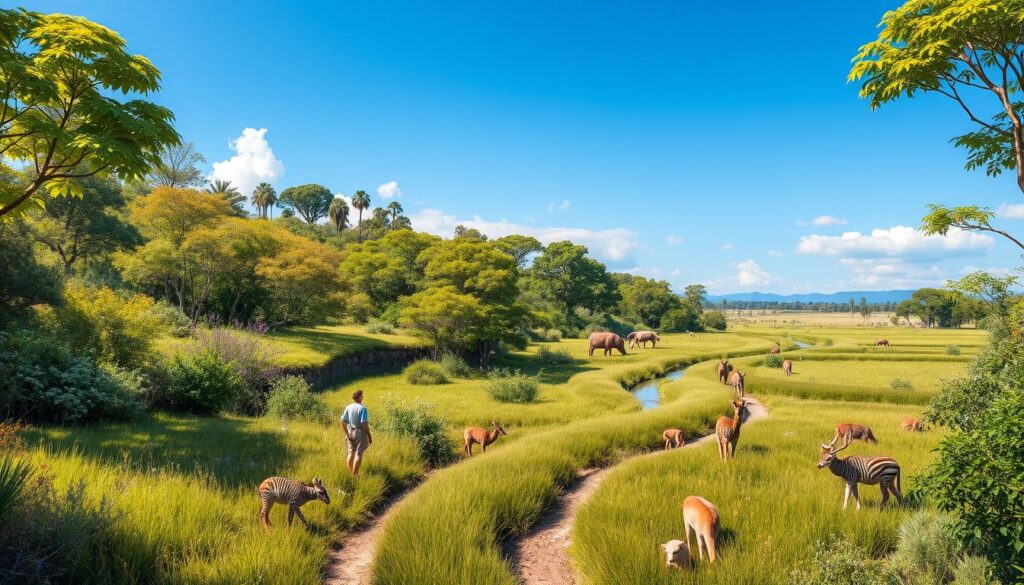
left=256, top=331, right=928, bottom=573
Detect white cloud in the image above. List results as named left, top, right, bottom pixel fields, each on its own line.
left=209, top=128, right=284, bottom=196
left=766, top=249, right=784, bottom=258
left=410, top=208, right=639, bottom=262
left=796, top=225, right=992, bottom=261
left=960, top=265, right=1018, bottom=277
left=623, top=266, right=665, bottom=278
left=719, top=242, right=734, bottom=251
left=547, top=199, right=571, bottom=213
left=377, top=181, right=401, bottom=200
left=737, top=259, right=775, bottom=286
left=997, top=202, right=1024, bottom=219
left=811, top=215, right=848, bottom=227
left=838, top=259, right=947, bottom=288
left=666, top=235, right=684, bottom=245
left=794, top=220, right=807, bottom=227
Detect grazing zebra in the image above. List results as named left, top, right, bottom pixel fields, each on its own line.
left=715, top=400, right=747, bottom=461
left=817, top=443, right=902, bottom=510
left=258, top=476, right=330, bottom=531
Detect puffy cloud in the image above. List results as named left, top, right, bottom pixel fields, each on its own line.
left=796, top=225, right=992, bottom=261
left=377, top=181, right=401, bottom=199
left=209, top=128, right=284, bottom=196
left=409, top=208, right=639, bottom=262
left=665, top=235, right=684, bottom=245
left=547, top=199, right=571, bottom=213
left=811, top=215, right=847, bottom=227
left=997, top=202, right=1024, bottom=219
left=838, top=259, right=947, bottom=288
left=960, top=265, right=1018, bottom=277
left=736, top=259, right=775, bottom=286
left=719, top=242, right=735, bottom=251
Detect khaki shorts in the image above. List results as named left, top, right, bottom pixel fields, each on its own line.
left=346, top=428, right=369, bottom=456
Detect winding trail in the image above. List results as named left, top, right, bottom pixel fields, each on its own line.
left=509, top=395, right=768, bottom=585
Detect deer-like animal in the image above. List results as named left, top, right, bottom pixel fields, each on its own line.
left=727, top=370, right=746, bottom=397
left=257, top=476, right=330, bottom=531
left=717, top=359, right=730, bottom=384
left=782, top=359, right=793, bottom=376
left=682, top=495, right=719, bottom=563
left=876, top=338, right=890, bottom=347
left=817, top=442, right=902, bottom=510
left=900, top=418, right=925, bottom=432
left=463, top=421, right=506, bottom=456
left=715, top=400, right=747, bottom=461
left=828, top=423, right=878, bottom=449
left=663, top=428, right=685, bottom=450
left=769, top=346, right=781, bottom=354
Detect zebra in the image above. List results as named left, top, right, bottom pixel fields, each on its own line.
left=817, top=443, right=902, bottom=510
left=257, top=476, right=330, bottom=531
left=715, top=400, right=747, bottom=461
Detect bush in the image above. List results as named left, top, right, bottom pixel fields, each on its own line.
left=439, top=352, right=472, bottom=378
left=889, top=512, right=961, bottom=583
left=404, top=360, right=449, bottom=385
left=366, top=320, right=395, bottom=334
left=946, top=344, right=961, bottom=356
left=377, top=397, right=456, bottom=467
left=379, top=303, right=403, bottom=326
left=192, top=328, right=282, bottom=415
left=952, top=556, right=996, bottom=585
left=662, top=305, right=701, bottom=332
left=486, top=369, right=539, bottom=403
left=162, top=349, right=247, bottom=415
left=528, top=327, right=562, bottom=342
left=824, top=338, right=834, bottom=347
left=536, top=345, right=575, bottom=365
left=789, top=537, right=897, bottom=585
left=146, top=300, right=192, bottom=337
left=0, top=331, right=143, bottom=424
left=701, top=310, right=727, bottom=331
left=890, top=378, right=914, bottom=391
left=763, top=353, right=784, bottom=368
left=265, top=376, right=331, bottom=425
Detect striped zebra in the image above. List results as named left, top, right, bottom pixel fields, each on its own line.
left=258, top=476, right=330, bottom=531
left=817, top=443, right=902, bottom=510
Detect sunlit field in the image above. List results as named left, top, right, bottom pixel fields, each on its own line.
left=727, top=310, right=898, bottom=327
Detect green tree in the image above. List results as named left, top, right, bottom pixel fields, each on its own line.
left=616, top=274, right=682, bottom=328
left=386, top=201, right=404, bottom=227
left=494, top=234, right=543, bottom=268
left=250, top=182, right=276, bottom=220
left=0, top=9, right=178, bottom=219
left=683, top=284, right=707, bottom=312
left=399, top=286, right=485, bottom=359
left=328, top=197, right=349, bottom=233
left=848, top=297, right=856, bottom=315
left=522, top=241, right=620, bottom=328
left=352, top=190, right=371, bottom=238
left=149, top=142, right=206, bottom=188
left=205, top=180, right=246, bottom=217
left=454, top=225, right=487, bottom=240
left=0, top=221, right=61, bottom=323
left=279, top=184, right=333, bottom=224
left=858, top=296, right=872, bottom=324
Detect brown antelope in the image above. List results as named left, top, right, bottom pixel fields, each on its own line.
left=782, top=359, right=793, bottom=376
left=463, top=421, right=506, bottom=456
left=818, top=442, right=902, bottom=510
left=715, top=400, right=747, bottom=461
left=727, top=370, right=746, bottom=397
left=257, top=476, right=330, bottom=531
left=829, top=423, right=878, bottom=449
left=682, top=496, right=719, bottom=563
left=876, top=338, right=890, bottom=347
left=900, top=418, right=925, bottom=432
left=716, top=359, right=730, bottom=384
left=663, top=428, right=685, bottom=450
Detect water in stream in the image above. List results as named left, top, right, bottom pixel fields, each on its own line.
left=629, top=367, right=687, bottom=410
left=793, top=340, right=812, bottom=349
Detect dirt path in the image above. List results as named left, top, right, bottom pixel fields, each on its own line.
left=509, top=395, right=767, bottom=585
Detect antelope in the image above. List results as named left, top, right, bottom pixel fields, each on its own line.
left=715, top=400, right=747, bottom=461
left=663, top=428, right=685, bottom=450
left=660, top=539, right=691, bottom=569
left=717, top=359, right=730, bottom=384
left=257, top=476, right=330, bottom=531
left=817, top=442, right=902, bottom=510
left=727, top=370, right=746, bottom=397
left=682, top=496, right=719, bottom=563
left=828, top=423, right=878, bottom=449
left=463, top=421, right=506, bottom=456
left=769, top=346, right=781, bottom=354
left=782, top=359, right=793, bottom=376
left=901, top=418, right=925, bottom=432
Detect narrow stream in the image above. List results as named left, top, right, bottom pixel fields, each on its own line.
left=793, top=340, right=812, bottom=349
left=629, top=367, right=687, bottom=410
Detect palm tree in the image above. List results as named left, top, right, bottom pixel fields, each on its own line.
left=386, top=201, right=403, bottom=228
left=251, top=182, right=276, bottom=219
left=352, top=190, right=371, bottom=240
left=206, top=179, right=246, bottom=216
left=328, top=197, right=349, bottom=233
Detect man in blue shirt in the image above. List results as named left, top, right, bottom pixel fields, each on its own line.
left=341, top=390, right=372, bottom=476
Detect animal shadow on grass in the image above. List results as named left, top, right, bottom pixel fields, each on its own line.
left=740, top=444, right=771, bottom=455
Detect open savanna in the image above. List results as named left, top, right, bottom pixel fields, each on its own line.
left=727, top=310, right=898, bottom=327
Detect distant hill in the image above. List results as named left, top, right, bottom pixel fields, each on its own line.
left=705, top=290, right=915, bottom=304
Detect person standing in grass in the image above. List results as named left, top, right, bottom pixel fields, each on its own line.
left=341, top=390, right=372, bottom=476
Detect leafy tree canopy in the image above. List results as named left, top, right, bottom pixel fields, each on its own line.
left=278, top=184, right=333, bottom=224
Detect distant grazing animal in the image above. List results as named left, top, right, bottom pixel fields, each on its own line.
left=660, top=539, right=691, bottom=569
left=663, top=428, right=685, bottom=450
left=682, top=496, right=719, bottom=563
left=769, top=346, right=781, bottom=354
left=258, top=476, right=330, bottom=531
left=829, top=423, right=878, bottom=449
left=817, top=442, right=902, bottom=510
left=463, top=421, right=506, bottom=456
left=627, top=330, right=660, bottom=349
left=715, top=400, right=747, bottom=461
left=782, top=359, right=793, bottom=376
left=876, top=338, right=890, bottom=347
left=727, top=370, right=746, bottom=397
left=717, top=359, right=730, bottom=384
left=588, top=331, right=627, bottom=356
left=901, top=418, right=925, bottom=432
left=687, top=331, right=695, bottom=338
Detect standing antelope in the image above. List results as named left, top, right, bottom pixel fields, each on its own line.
left=663, top=428, right=685, bottom=450
left=901, top=418, right=925, bottom=432
left=769, top=346, right=781, bottom=354
left=727, top=370, right=746, bottom=397
left=717, top=359, right=730, bottom=384
left=829, top=423, right=878, bottom=449
left=682, top=496, right=719, bottom=563
left=463, top=421, right=506, bottom=456
left=257, top=476, right=330, bottom=531
left=715, top=400, right=747, bottom=461
left=782, top=359, right=793, bottom=376
left=817, top=442, right=902, bottom=510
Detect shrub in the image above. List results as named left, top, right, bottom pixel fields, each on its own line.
left=890, top=378, right=914, bottom=391
left=889, top=512, right=961, bottom=583
left=162, top=349, right=247, bottom=415
left=146, top=300, right=192, bottom=337
left=192, top=328, right=282, bottom=415
left=0, top=331, right=143, bottom=424
left=536, top=345, right=575, bottom=365
left=789, top=538, right=897, bottom=585
left=701, top=310, right=727, bottom=331
left=662, top=305, right=701, bottom=332
left=265, top=376, right=331, bottom=425
left=528, top=327, right=562, bottom=342
left=824, top=338, right=834, bottom=347
left=366, top=320, right=395, bottom=334
left=952, top=556, right=996, bottom=585
left=486, top=369, right=539, bottom=403
left=378, top=397, right=456, bottom=467
left=379, top=303, right=402, bottom=326
left=0, top=456, right=31, bottom=523
left=763, top=353, right=784, bottom=368
left=404, top=360, right=449, bottom=385
left=439, top=352, right=472, bottom=378
left=946, top=344, right=961, bottom=356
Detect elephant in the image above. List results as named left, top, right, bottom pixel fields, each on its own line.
left=588, top=332, right=627, bottom=357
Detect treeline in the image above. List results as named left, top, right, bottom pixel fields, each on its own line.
left=718, top=300, right=902, bottom=312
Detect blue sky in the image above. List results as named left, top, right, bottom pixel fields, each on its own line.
left=24, top=0, right=1024, bottom=293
